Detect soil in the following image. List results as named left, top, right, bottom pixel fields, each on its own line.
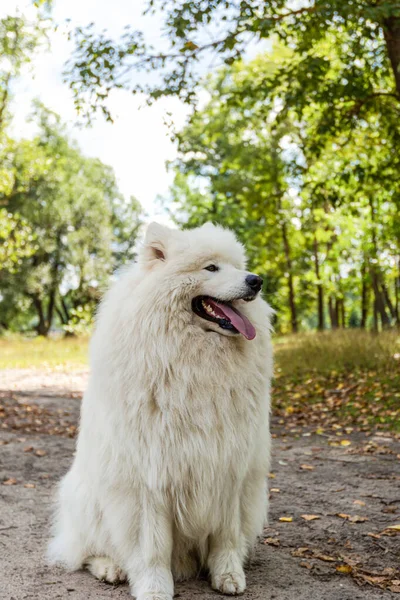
left=0, top=369, right=399, bottom=600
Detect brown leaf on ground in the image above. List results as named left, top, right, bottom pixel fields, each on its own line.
left=34, top=449, right=46, bottom=457
left=300, top=464, right=315, bottom=470
left=264, top=537, right=280, bottom=546
left=23, top=446, right=33, bottom=452
left=300, top=562, right=313, bottom=569
left=279, top=516, right=293, bottom=522
left=313, top=552, right=336, bottom=562
left=24, top=483, right=35, bottom=488
left=291, top=547, right=309, bottom=557
left=348, top=515, right=369, bottom=523
left=336, top=565, right=353, bottom=574
left=3, top=478, right=17, bottom=485
left=301, top=514, right=321, bottom=521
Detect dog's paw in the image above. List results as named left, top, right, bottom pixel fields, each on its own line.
left=86, top=556, right=127, bottom=584
left=212, top=571, right=246, bottom=595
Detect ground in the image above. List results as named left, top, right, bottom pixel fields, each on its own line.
left=1, top=368, right=400, bottom=600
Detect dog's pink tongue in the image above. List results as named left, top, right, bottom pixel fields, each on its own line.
left=212, top=300, right=256, bottom=340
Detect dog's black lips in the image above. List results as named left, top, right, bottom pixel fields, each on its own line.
left=191, top=295, right=257, bottom=339
left=192, top=296, right=237, bottom=332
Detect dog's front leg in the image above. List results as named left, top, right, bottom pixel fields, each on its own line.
left=132, top=490, right=174, bottom=600
left=208, top=495, right=246, bottom=595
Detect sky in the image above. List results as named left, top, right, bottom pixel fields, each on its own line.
left=4, top=0, right=192, bottom=224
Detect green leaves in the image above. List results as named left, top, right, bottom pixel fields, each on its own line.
left=0, top=104, right=142, bottom=335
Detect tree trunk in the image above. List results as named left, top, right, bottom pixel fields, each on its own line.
left=328, top=296, right=339, bottom=329
left=313, top=234, right=324, bottom=331
left=360, top=261, right=368, bottom=329
left=339, top=298, right=346, bottom=328
left=383, top=16, right=400, bottom=95
left=281, top=219, right=298, bottom=333
left=368, top=197, right=391, bottom=328
left=395, top=257, right=400, bottom=326
left=382, top=283, right=396, bottom=320
left=33, top=297, right=48, bottom=336
left=373, top=298, right=378, bottom=333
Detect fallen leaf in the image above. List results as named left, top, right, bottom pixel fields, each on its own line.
left=386, top=524, right=400, bottom=531
left=300, top=561, right=313, bottom=569
left=353, top=500, right=366, bottom=506
left=300, top=464, right=315, bottom=470
left=3, top=478, right=17, bottom=485
left=301, top=514, right=321, bottom=521
left=24, top=483, right=35, bottom=488
left=291, top=547, right=309, bottom=557
left=336, top=565, right=352, bottom=574
left=313, top=552, right=336, bottom=562
left=35, top=449, right=46, bottom=457
left=389, top=586, right=400, bottom=594
left=337, top=513, right=351, bottom=519
left=359, top=574, right=387, bottom=585
left=340, top=440, right=352, bottom=446
left=264, top=537, right=280, bottom=546
left=348, top=515, right=368, bottom=523
left=268, top=473, right=276, bottom=479
left=367, top=532, right=381, bottom=539
left=270, top=488, right=280, bottom=493
left=23, top=446, right=34, bottom=453
left=279, top=516, right=293, bottom=522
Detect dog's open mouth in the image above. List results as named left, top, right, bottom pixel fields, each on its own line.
left=192, top=296, right=256, bottom=340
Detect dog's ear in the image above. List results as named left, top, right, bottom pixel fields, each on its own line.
left=140, top=222, right=171, bottom=268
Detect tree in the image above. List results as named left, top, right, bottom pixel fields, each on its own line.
left=0, top=103, right=142, bottom=335
left=65, top=0, right=400, bottom=130
left=167, top=50, right=400, bottom=332
left=0, top=9, right=49, bottom=132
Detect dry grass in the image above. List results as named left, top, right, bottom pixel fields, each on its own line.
left=1, top=330, right=399, bottom=375
left=274, top=329, right=400, bottom=376
left=0, top=335, right=89, bottom=369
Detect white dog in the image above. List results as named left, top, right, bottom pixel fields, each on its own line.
left=48, top=222, right=273, bottom=599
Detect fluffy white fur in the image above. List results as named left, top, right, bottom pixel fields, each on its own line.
left=48, top=222, right=273, bottom=599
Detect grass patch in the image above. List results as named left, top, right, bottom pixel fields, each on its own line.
left=273, top=330, right=400, bottom=433
left=1, top=330, right=399, bottom=432
left=0, top=335, right=89, bottom=369
left=274, top=329, right=400, bottom=375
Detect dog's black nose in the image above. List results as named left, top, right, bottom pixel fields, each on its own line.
left=245, top=274, right=263, bottom=293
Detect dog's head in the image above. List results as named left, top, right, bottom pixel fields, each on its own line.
left=138, top=222, right=263, bottom=340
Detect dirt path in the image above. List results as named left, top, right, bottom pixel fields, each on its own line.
left=0, top=370, right=399, bottom=600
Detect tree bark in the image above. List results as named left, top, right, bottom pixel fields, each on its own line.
left=339, top=298, right=346, bottom=328
left=328, top=296, right=339, bottom=329
left=280, top=219, right=298, bottom=333
left=383, top=16, right=400, bottom=95
left=33, top=297, right=48, bottom=336
left=360, top=261, right=368, bottom=329
left=395, top=257, right=400, bottom=326
left=313, top=234, right=324, bottom=331
left=368, top=197, right=391, bottom=328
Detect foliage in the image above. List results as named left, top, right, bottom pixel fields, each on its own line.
left=0, top=9, right=50, bottom=131
left=166, top=49, right=400, bottom=332
left=0, top=103, right=142, bottom=335
left=65, top=0, right=400, bottom=127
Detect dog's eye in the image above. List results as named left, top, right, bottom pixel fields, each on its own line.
left=204, top=264, right=219, bottom=272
